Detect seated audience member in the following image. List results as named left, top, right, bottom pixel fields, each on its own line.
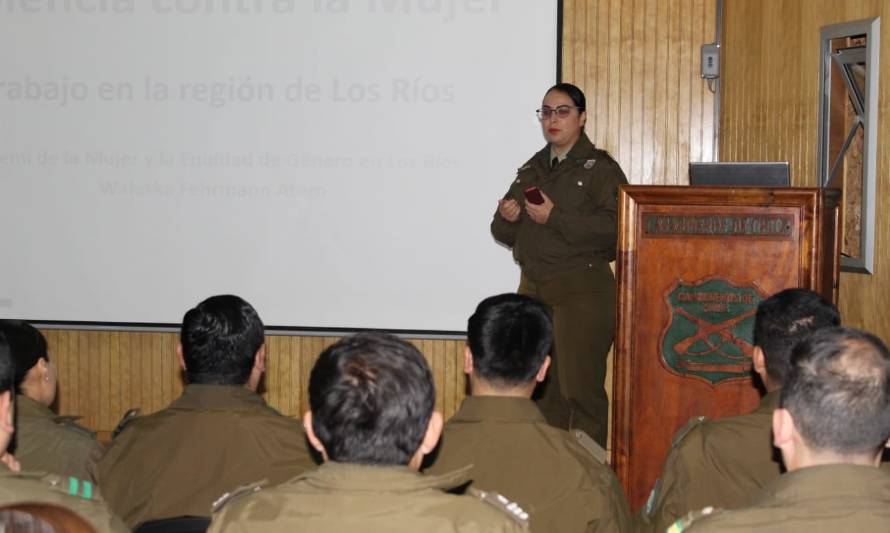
left=0, top=320, right=103, bottom=482
left=98, top=294, right=315, bottom=529
left=208, top=332, right=529, bottom=532
left=675, top=326, right=890, bottom=531
left=425, top=293, right=631, bottom=533
left=642, top=288, right=840, bottom=533
left=0, top=332, right=128, bottom=532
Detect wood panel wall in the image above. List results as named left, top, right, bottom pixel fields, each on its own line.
left=721, top=0, right=890, bottom=340
left=40, top=1, right=719, bottom=441
left=562, top=0, right=717, bottom=183
left=43, top=329, right=467, bottom=439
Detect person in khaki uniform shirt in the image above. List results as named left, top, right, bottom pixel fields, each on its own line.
left=0, top=331, right=128, bottom=532
left=674, top=326, right=890, bottom=532
left=641, top=289, right=840, bottom=533
left=0, top=468, right=128, bottom=533
left=425, top=293, right=630, bottom=533
left=209, top=332, right=528, bottom=533
left=0, top=320, right=104, bottom=482
left=491, top=83, right=628, bottom=448
left=98, top=295, right=315, bottom=529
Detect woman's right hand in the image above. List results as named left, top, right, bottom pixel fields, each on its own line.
left=1, top=452, right=20, bottom=472
left=497, top=198, right=520, bottom=222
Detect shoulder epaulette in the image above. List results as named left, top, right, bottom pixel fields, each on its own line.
left=671, top=416, right=708, bottom=448
left=55, top=416, right=96, bottom=439
left=43, top=474, right=96, bottom=501
left=644, top=477, right=662, bottom=516
left=468, top=487, right=529, bottom=528
left=644, top=416, right=708, bottom=517
left=571, top=429, right=607, bottom=464
left=262, top=402, right=286, bottom=416
left=592, top=146, right=618, bottom=161
left=666, top=506, right=720, bottom=532
left=111, top=408, right=140, bottom=439
left=211, top=479, right=267, bottom=514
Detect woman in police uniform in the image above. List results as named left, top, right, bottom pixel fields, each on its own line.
left=490, top=83, right=627, bottom=447
left=1, top=321, right=103, bottom=481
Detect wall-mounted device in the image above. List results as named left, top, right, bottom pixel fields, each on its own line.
left=701, top=42, right=720, bottom=79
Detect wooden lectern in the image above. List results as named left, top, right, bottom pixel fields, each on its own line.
left=611, top=186, right=840, bottom=510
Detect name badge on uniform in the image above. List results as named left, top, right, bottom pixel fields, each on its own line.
left=583, top=159, right=597, bottom=170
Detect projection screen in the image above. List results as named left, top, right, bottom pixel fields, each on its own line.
left=0, top=0, right=559, bottom=333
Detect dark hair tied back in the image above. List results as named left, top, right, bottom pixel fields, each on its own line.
left=547, top=82, right=586, bottom=111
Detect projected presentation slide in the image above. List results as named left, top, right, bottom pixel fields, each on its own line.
left=0, top=0, right=557, bottom=331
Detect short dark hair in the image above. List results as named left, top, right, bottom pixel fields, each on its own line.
left=753, top=288, right=840, bottom=384
left=309, top=332, right=435, bottom=466
left=0, top=332, right=12, bottom=394
left=180, top=295, right=264, bottom=385
left=467, top=293, right=552, bottom=387
left=0, top=321, right=48, bottom=392
left=782, top=327, right=890, bottom=455
left=546, top=83, right=586, bottom=111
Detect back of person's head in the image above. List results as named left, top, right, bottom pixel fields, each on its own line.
left=0, top=320, right=47, bottom=392
left=782, top=326, right=890, bottom=456
left=467, top=293, right=552, bottom=388
left=180, top=295, right=264, bottom=385
left=0, top=503, right=97, bottom=533
left=0, top=332, right=12, bottom=395
left=308, top=332, right=435, bottom=466
left=753, top=288, right=840, bottom=385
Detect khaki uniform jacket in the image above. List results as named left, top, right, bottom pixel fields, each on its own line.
left=677, top=464, right=890, bottom=532
left=207, top=462, right=528, bottom=533
left=97, top=384, right=316, bottom=528
left=0, top=464, right=129, bottom=532
left=425, top=396, right=631, bottom=533
left=13, top=395, right=104, bottom=482
left=491, top=133, right=627, bottom=282
left=641, top=392, right=782, bottom=533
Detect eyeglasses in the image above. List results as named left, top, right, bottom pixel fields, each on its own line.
left=536, top=105, right=582, bottom=120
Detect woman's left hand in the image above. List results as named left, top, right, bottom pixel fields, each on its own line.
left=525, top=190, right=554, bottom=224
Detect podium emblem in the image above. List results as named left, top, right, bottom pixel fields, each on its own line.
left=661, top=279, right=763, bottom=385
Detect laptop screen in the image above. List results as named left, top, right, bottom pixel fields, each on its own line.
left=688, top=162, right=791, bottom=187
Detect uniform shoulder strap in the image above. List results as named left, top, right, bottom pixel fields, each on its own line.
left=111, top=408, right=140, bottom=439
left=643, top=416, right=709, bottom=516
left=571, top=429, right=607, bottom=464
left=261, top=402, right=292, bottom=417
left=40, top=474, right=96, bottom=501
left=671, top=416, right=708, bottom=448
left=54, top=416, right=97, bottom=439
left=468, top=488, right=530, bottom=529
left=666, top=506, right=722, bottom=532
left=211, top=480, right=267, bottom=514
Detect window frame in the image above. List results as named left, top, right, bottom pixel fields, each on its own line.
left=817, top=17, right=880, bottom=274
